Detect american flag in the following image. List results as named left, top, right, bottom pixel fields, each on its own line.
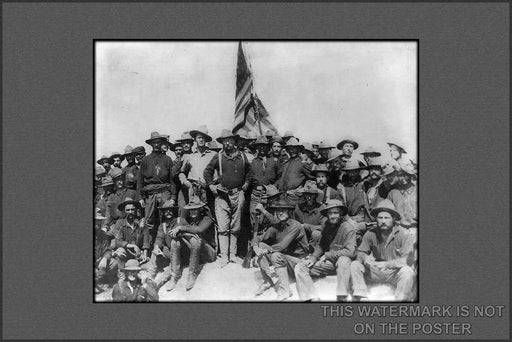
left=233, top=42, right=277, bottom=136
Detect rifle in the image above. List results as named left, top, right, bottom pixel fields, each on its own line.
left=242, top=190, right=263, bottom=268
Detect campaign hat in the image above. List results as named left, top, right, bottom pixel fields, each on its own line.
left=370, top=199, right=401, bottom=220
left=190, top=125, right=213, bottom=142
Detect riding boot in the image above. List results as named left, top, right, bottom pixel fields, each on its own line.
left=218, top=234, right=229, bottom=268
left=167, top=240, right=182, bottom=291
left=186, top=245, right=200, bottom=291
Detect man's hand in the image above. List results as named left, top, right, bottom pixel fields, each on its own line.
left=113, top=247, right=126, bottom=258
left=138, top=270, right=150, bottom=284
left=305, top=256, right=317, bottom=268
left=139, top=218, right=145, bottom=229
left=373, top=261, right=388, bottom=269
left=242, top=183, right=249, bottom=192
left=170, top=227, right=181, bottom=239
left=319, top=254, right=326, bottom=263
left=209, top=184, right=218, bottom=196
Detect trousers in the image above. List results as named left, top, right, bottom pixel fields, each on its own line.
left=294, top=256, right=352, bottom=300
left=350, top=260, right=416, bottom=301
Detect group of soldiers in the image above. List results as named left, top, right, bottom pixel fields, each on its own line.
left=94, top=125, right=418, bottom=302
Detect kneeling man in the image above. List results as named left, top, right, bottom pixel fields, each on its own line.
left=350, top=199, right=416, bottom=301
left=295, top=199, right=356, bottom=302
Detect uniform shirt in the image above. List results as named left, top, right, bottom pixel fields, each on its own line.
left=387, top=185, right=417, bottom=227
left=292, top=203, right=324, bottom=233
left=113, top=218, right=150, bottom=250
left=112, top=280, right=158, bottom=302
left=277, top=156, right=314, bottom=191
left=339, top=182, right=368, bottom=216
left=312, top=220, right=357, bottom=263
left=255, top=218, right=309, bottom=257
left=179, top=149, right=215, bottom=184
left=251, top=156, right=280, bottom=187
left=181, top=213, right=216, bottom=248
left=204, top=151, right=251, bottom=190
left=317, top=186, right=341, bottom=204
left=356, top=225, right=414, bottom=268
left=154, top=217, right=188, bottom=249
left=138, top=152, right=174, bottom=191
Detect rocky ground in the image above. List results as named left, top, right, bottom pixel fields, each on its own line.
left=96, top=259, right=396, bottom=302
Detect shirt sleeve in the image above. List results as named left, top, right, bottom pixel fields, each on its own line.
left=302, top=161, right=314, bottom=180
left=269, top=224, right=300, bottom=252
left=386, top=230, right=415, bottom=269
left=182, top=216, right=212, bottom=234
left=355, top=231, right=373, bottom=263
left=203, top=154, right=219, bottom=186
left=324, top=226, right=357, bottom=262
left=255, top=227, right=277, bottom=245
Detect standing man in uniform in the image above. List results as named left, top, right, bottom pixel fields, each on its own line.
left=276, top=138, right=314, bottom=206
left=138, top=131, right=177, bottom=244
left=204, top=129, right=252, bottom=267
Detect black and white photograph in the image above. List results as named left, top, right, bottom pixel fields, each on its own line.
left=94, top=40, right=418, bottom=302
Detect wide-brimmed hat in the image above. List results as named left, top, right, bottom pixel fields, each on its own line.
left=122, top=259, right=141, bottom=271
left=320, top=199, right=348, bottom=216
left=110, top=168, right=124, bottom=180
left=284, top=137, right=303, bottom=149
left=265, top=129, right=278, bottom=138
left=253, top=136, right=269, bottom=146
left=190, top=125, right=213, bottom=142
left=117, top=197, right=142, bottom=211
left=370, top=199, right=401, bottom=220
left=312, top=141, right=320, bottom=147
left=132, top=146, right=145, bottom=155
left=312, top=163, right=330, bottom=174
left=183, top=199, right=207, bottom=210
left=343, top=159, right=361, bottom=171
left=97, top=155, right=110, bottom=165
left=158, top=200, right=179, bottom=211
left=207, top=140, right=222, bottom=151
left=261, top=184, right=281, bottom=199
left=326, top=149, right=344, bottom=162
left=366, top=157, right=384, bottom=170
left=337, top=139, right=359, bottom=150
left=123, top=145, right=134, bottom=156
left=361, top=146, right=381, bottom=156
left=145, top=131, right=169, bottom=144
left=177, top=131, right=194, bottom=143
left=318, top=140, right=334, bottom=149
left=270, top=135, right=284, bottom=145
left=283, top=131, right=295, bottom=139
left=216, top=129, right=239, bottom=143
left=387, top=142, right=407, bottom=154
left=109, top=152, right=125, bottom=163
left=271, top=198, right=295, bottom=210
left=301, top=181, right=321, bottom=195
left=302, top=142, right=313, bottom=154
left=98, top=176, right=114, bottom=187
left=95, top=165, right=106, bottom=177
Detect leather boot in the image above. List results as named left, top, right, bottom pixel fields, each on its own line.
left=229, top=233, right=239, bottom=263
left=218, top=234, right=229, bottom=268
left=167, top=240, right=182, bottom=291
left=186, top=245, right=200, bottom=291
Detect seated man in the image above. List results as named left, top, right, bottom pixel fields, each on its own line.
left=295, top=199, right=356, bottom=302
left=252, top=198, right=309, bottom=301
left=350, top=200, right=416, bottom=302
left=292, top=181, right=325, bottom=251
left=165, top=200, right=217, bottom=291
left=112, top=259, right=159, bottom=302
left=96, top=197, right=149, bottom=282
left=144, top=200, right=185, bottom=290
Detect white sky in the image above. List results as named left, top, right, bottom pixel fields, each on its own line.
left=96, top=41, right=417, bottom=161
